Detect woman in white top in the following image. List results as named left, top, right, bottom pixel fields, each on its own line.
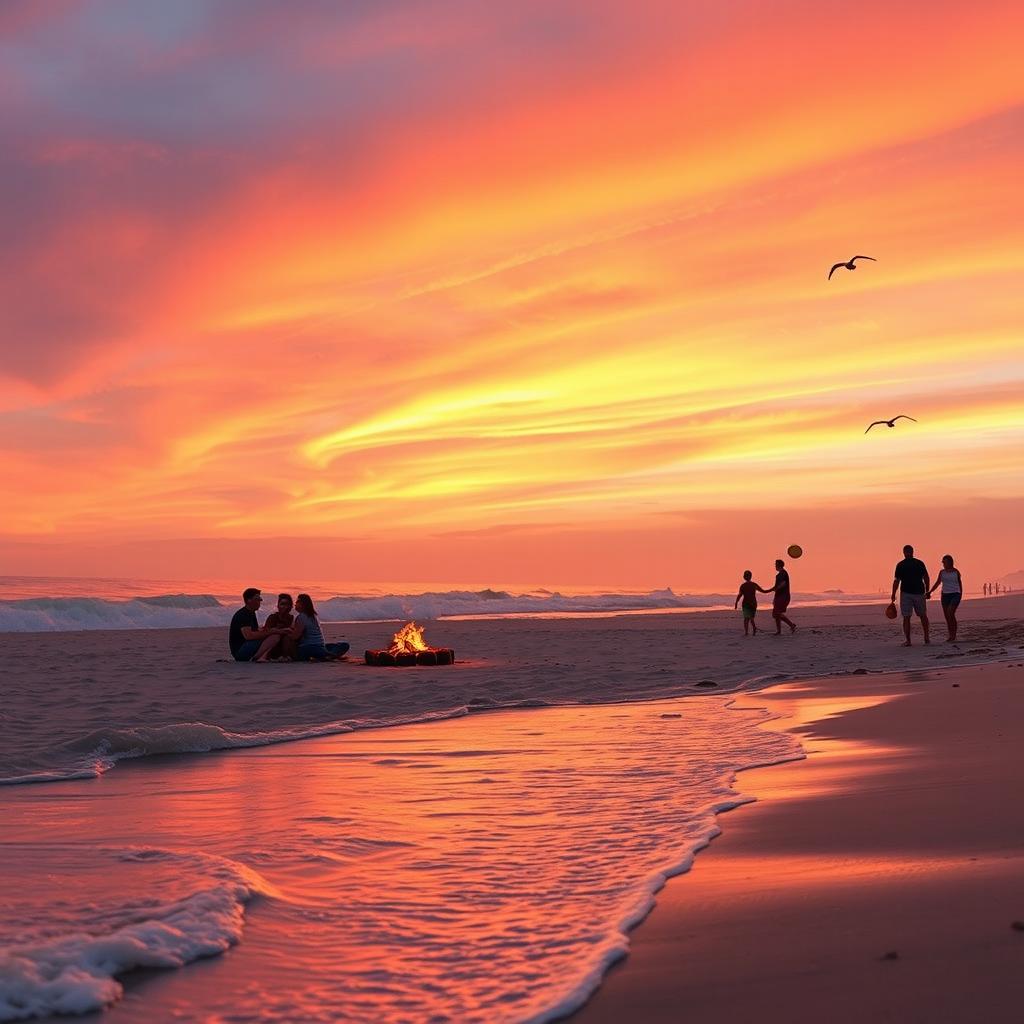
left=927, top=554, right=963, bottom=643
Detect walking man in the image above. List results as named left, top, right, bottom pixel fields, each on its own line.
left=890, top=545, right=930, bottom=646
left=768, top=558, right=797, bottom=634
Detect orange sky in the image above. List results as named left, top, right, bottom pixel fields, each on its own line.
left=2, top=0, right=1022, bottom=590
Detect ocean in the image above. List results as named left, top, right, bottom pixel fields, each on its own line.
left=0, top=574, right=874, bottom=633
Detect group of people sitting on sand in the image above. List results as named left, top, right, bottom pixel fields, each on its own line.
left=734, top=546, right=964, bottom=645
left=229, top=588, right=350, bottom=662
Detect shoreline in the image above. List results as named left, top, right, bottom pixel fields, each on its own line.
left=571, top=659, right=1024, bottom=1023
left=3, top=597, right=1021, bottom=786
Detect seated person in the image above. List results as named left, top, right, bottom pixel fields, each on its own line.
left=263, top=592, right=299, bottom=661
left=228, top=588, right=288, bottom=662
left=288, top=593, right=350, bottom=661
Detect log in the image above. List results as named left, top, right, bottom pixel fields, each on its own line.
left=364, top=647, right=455, bottom=667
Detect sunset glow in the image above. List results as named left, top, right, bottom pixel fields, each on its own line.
left=2, top=1, right=1022, bottom=588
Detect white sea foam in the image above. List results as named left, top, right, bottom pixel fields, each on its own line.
left=0, top=587, right=873, bottom=633
left=0, top=698, right=806, bottom=1023
left=0, top=848, right=269, bottom=1022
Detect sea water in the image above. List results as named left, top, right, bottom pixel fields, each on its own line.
left=0, top=697, right=799, bottom=1023
left=0, top=574, right=879, bottom=632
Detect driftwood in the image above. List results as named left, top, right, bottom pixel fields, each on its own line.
left=365, top=648, right=455, bottom=667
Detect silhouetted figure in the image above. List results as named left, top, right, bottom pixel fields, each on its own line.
left=865, top=415, right=917, bottom=434
left=264, top=593, right=299, bottom=661
left=286, top=593, right=350, bottom=661
left=890, top=545, right=930, bottom=646
left=828, top=255, right=876, bottom=280
left=735, top=570, right=767, bottom=636
left=767, top=558, right=797, bottom=635
left=928, top=555, right=963, bottom=643
left=228, top=588, right=286, bottom=662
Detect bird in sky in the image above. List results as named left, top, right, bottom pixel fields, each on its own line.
left=865, top=415, right=917, bottom=434
left=828, top=255, right=877, bottom=280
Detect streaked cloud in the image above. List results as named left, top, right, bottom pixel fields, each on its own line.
left=1, top=1, right=1022, bottom=586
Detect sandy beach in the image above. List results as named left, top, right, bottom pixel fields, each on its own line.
left=2, top=596, right=1021, bottom=784
left=575, top=660, right=1024, bottom=1023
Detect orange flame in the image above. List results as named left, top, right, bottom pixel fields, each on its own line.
left=388, top=621, right=430, bottom=655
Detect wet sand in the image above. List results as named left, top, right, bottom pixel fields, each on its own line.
left=573, top=660, right=1024, bottom=1023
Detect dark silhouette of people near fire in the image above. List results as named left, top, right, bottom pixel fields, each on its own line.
left=228, top=588, right=349, bottom=662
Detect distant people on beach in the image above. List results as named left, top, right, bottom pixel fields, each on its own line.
left=735, top=570, right=767, bottom=635
left=891, top=545, right=930, bottom=646
left=228, top=588, right=349, bottom=662
left=767, top=558, right=797, bottom=635
left=928, top=555, right=963, bottom=643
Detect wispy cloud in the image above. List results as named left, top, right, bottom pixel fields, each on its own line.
left=1, top=1, right=1022, bottom=585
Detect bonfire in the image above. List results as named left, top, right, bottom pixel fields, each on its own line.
left=365, top=622, right=455, bottom=666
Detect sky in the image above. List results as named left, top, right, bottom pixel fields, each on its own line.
left=1, top=0, right=1022, bottom=591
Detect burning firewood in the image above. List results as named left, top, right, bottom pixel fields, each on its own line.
left=365, top=621, right=455, bottom=667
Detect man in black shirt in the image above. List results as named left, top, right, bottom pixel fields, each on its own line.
left=890, top=544, right=930, bottom=646
left=229, top=588, right=285, bottom=662
left=768, top=558, right=796, bottom=635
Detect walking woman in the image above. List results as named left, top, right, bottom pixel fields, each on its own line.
left=928, top=555, right=963, bottom=643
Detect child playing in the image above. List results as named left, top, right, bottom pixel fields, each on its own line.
left=734, top=570, right=766, bottom=635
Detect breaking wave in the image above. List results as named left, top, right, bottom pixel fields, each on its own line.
left=1, top=706, right=514, bottom=786
left=0, top=846, right=271, bottom=1022
left=0, top=587, right=866, bottom=633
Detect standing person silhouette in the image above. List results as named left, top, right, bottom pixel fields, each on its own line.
left=767, top=558, right=797, bottom=635
left=890, top=545, right=930, bottom=646
left=734, top=570, right=767, bottom=636
left=928, top=555, right=963, bottom=643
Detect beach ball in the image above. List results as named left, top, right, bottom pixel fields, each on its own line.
left=787, top=544, right=803, bottom=559
left=885, top=603, right=899, bottom=619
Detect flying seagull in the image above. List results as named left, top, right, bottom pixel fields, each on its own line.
left=828, top=255, right=877, bottom=280
left=865, top=415, right=917, bottom=434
